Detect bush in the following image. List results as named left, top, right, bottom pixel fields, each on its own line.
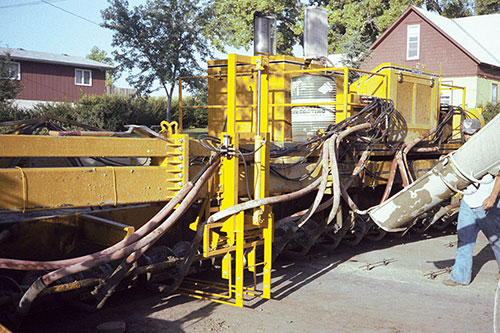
left=0, top=102, right=31, bottom=122
left=0, top=94, right=208, bottom=132
left=480, top=102, right=500, bottom=124
left=31, top=102, right=76, bottom=121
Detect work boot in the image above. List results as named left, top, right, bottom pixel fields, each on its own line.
left=443, top=279, right=467, bottom=286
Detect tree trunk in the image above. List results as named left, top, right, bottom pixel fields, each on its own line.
left=166, top=93, right=172, bottom=122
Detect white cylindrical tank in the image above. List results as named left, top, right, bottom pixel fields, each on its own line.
left=291, top=75, right=336, bottom=142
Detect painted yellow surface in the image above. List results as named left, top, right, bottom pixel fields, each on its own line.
left=0, top=133, right=189, bottom=211
left=351, top=63, right=440, bottom=141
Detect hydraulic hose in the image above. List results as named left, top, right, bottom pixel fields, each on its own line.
left=0, top=155, right=221, bottom=272
left=16, top=159, right=221, bottom=316
left=326, top=136, right=341, bottom=225
left=296, top=141, right=330, bottom=229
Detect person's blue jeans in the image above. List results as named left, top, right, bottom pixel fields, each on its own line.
left=451, top=199, right=500, bottom=284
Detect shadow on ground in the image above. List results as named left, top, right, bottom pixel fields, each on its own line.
left=16, top=228, right=460, bottom=332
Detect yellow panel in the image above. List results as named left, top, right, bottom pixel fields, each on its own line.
left=0, top=166, right=184, bottom=212
left=208, top=54, right=306, bottom=143
left=0, top=135, right=176, bottom=157
left=351, top=64, right=440, bottom=142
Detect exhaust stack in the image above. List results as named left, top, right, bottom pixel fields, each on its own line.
left=304, top=5, right=328, bottom=59
left=253, top=12, right=277, bottom=56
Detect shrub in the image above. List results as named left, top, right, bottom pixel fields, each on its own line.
left=479, top=102, right=500, bottom=124
left=0, top=94, right=208, bottom=131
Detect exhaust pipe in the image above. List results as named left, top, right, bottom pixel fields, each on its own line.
left=253, top=11, right=276, bottom=56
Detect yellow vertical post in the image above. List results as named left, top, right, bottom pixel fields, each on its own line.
left=262, top=208, right=273, bottom=298
left=343, top=68, right=349, bottom=120
left=462, top=87, right=466, bottom=109
left=178, top=78, right=183, bottom=132
left=252, top=55, right=272, bottom=299
left=384, top=74, right=388, bottom=101
left=220, top=54, right=238, bottom=213
left=221, top=54, right=244, bottom=306
left=234, top=210, right=244, bottom=306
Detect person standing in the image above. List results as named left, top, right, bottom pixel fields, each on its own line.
left=444, top=118, right=500, bottom=286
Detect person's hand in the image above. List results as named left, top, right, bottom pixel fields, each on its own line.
left=482, top=195, right=497, bottom=211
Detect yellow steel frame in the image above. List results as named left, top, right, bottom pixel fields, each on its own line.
left=180, top=54, right=273, bottom=306
left=440, top=83, right=469, bottom=139
left=0, top=131, right=189, bottom=212
left=268, top=66, right=388, bottom=124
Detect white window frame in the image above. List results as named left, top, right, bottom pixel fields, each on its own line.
left=493, top=83, right=498, bottom=103
left=75, top=68, right=92, bottom=86
left=2, top=61, right=20, bottom=80
left=10, top=61, right=21, bottom=80
left=406, top=24, right=420, bottom=61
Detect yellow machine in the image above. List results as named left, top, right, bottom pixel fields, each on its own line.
left=0, top=11, right=484, bottom=327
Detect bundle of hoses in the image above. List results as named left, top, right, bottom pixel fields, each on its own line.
left=272, top=124, right=371, bottom=257
left=5, top=154, right=222, bottom=317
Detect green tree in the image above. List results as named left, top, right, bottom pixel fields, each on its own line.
left=87, top=46, right=116, bottom=87
left=204, top=0, right=302, bottom=55
left=204, top=0, right=412, bottom=63
left=205, top=0, right=474, bottom=68
left=0, top=53, right=23, bottom=102
left=101, top=0, right=212, bottom=122
left=480, top=102, right=500, bottom=124
left=475, top=0, right=500, bottom=14
left=440, top=0, right=473, bottom=17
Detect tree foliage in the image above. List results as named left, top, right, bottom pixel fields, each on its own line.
left=204, top=0, right=478, bottom=67
left=87, top=46, right=117, bottom=87
left=204, top=0, right=303, bottom=55
left=475, top=0, right=500, bottom=14
left=0, top=53, right=23, bottom=103
left=102, top=0, right=212, bottom=121
left=480, top=102, right=500, bottom=124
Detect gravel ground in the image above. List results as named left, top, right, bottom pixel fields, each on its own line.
left=16, top=229, right=499, bottom=332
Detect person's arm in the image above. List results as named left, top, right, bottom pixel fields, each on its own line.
left=482, top=175, right=500, bottom=210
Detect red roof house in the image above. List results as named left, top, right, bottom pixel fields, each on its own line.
left=362, top=6, right=500, bottom=108
left=1, top=47, right=115, bottom=108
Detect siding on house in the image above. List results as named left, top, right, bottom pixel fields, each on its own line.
left=441, top=76, right=474, bottom=107
left=362, top=7, right=500, bottom=108
left=16, top=60, right=106, bottom=102
left=362, top=11, right=477, bottom=77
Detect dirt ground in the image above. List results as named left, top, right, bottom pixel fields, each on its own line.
left=17, top=228, right=499, bottom=332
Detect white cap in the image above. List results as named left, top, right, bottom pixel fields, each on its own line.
left=462, top=118, right=481, bottom=135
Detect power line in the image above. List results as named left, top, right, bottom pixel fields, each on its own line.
left=40, top=0, right=101, bottom=27
left=0, top=0, right=68, bottom=9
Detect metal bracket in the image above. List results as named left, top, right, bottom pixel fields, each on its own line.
left=220, top=134, right=236, bottom=158
left=424, top=267, right=451, bottom=279
left=359, top=258, right=396, bottom=271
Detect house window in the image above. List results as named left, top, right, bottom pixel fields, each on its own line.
left=75, top=68, right=92, bottom=86
left=1, top=61, right=20, bottom=80
left=493, top=83, right=498, bottom=103
left=9, top=62, right=20, bottom=80
left=406, top=24, right=420, bottom=60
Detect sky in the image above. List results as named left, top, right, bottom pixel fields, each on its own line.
left=0, top=0, right=255, bottom=95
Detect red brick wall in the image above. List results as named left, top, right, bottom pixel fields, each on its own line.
left=362, top=11, right=477, bottom=77
left=16, top=61, right=107, bottom=102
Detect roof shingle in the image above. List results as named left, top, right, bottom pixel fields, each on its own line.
left=0, top=47, right=115, bottom=70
